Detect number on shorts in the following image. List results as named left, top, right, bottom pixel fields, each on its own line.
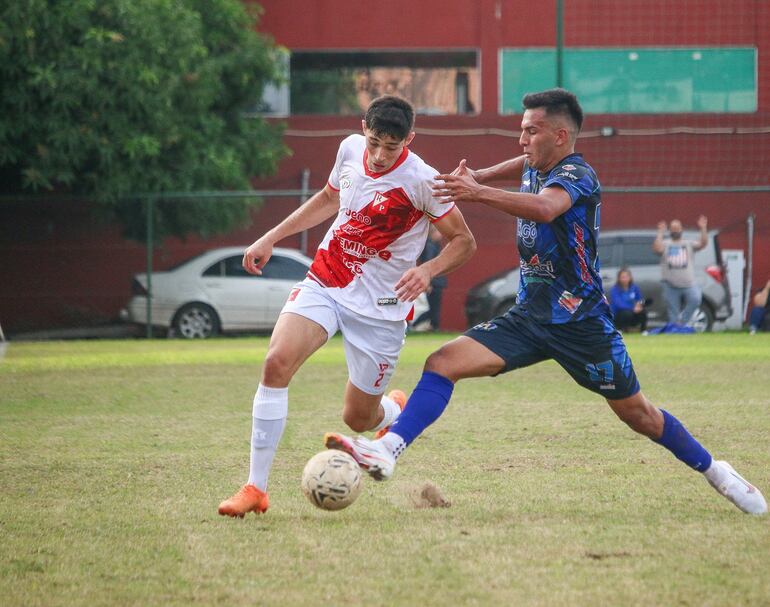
left=374, top=362, right=389, bottom=388
left=585, top=360, right=614, bottom=384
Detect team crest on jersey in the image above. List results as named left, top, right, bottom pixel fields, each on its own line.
left=558, top=290, right=583, bottom=314
left=371, top=192, right=389, bottom=213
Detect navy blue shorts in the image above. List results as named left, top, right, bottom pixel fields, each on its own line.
left=465, top=309, right=640, bottom=400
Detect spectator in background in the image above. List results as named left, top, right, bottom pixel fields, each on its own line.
left=412, top=225, right=447, bottom=331
left=748, top=279, right=770, bottom=335
left=652, top=216, right=708, bottom=326
left=609, top=268, right=648, bottom=333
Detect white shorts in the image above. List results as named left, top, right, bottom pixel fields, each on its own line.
left=280, top=279, right=406, bottom=395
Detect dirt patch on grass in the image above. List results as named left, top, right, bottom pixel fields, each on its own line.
left=409, top=482, right=451, bottom=508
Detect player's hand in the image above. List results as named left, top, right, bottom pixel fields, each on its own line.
left=450, top=159, right=477, bottom=179
left=395, top=265, right=431, bottom=302
left=697, top=215, right=708, bottom=230
left=432, top=160, right=481, bottom=203
left=657, top=220, right=667, bottom=233
left=242, top=238, right=273, bottom=276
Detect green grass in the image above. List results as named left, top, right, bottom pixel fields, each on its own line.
left=1, top=333, right=769, bottom=606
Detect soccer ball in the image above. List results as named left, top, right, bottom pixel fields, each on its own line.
left=301, top=449, right=363, bottom=511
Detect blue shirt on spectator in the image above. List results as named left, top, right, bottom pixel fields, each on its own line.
left=609, top=283, right=643, bottom=315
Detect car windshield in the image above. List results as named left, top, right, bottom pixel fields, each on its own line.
left=166, top=251, right=215, bottom=271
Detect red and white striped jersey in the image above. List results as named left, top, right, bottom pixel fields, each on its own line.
left=307, top=134, right=455, bottom=320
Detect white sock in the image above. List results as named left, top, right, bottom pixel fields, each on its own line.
left=247, top=384, right=288, bottom=491
left=703, top=460, right=724, bottom=484
left=380, top=432, right=407, bottom=460
left=372, top=394, right=401, bottom=432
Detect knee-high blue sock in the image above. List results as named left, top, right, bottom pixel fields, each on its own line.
left=653, top=409, right=712, bottom=472
left=389, top=371, right=454, bottom=446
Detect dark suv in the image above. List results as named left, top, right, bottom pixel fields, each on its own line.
left=465, top=229, right=731, bottom=332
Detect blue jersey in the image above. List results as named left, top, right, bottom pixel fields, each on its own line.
left=515, top=153, right=610, bottom=324
left=609, top=283, right=643, bottom=314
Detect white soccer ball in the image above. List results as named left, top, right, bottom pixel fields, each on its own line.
left=301, top=449, right=363, bottom=511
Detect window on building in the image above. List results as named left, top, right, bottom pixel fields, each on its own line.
left=288, top=50, right=480, bottom=116
left=500, top=47, right=757, bottom=114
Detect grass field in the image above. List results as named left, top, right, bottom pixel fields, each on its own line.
left=1, top=333, right=769, bottom=606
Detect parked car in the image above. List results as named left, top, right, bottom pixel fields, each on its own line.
left=122, top=246, right=429, bottom=338
left=465, top=229, right=731, bottom=333
left=122, top=247, right=313, bottom=338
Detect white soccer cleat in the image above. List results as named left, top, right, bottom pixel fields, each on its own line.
left=324, top=432, right=396, bottom=481
left=704, top=460, right=768, bottom=515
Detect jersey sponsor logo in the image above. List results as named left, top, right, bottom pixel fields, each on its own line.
left=521, top=253, right=555, bottom=279
left=340, top=176, right=352, bottom=189
left=344, top=208, right=373, bottom=225
left=337, top=234, right=380, bottom=259
left=558, top=290, right=583, bottom=314
left=310, top=187, right=424, bottom=289
left=377, top=297, right=398, bottom=306
left=288, top=287, right=301, bottom=302
left=341, top=224, right=364, bottom=237
left=573, top=224, right=593, bottom=284
left=556, top=171, right=579, bottom=181
left=562, top=164, right=577, bottom=171
left=518, top=218, right=537, bottom=248
left=343, top=259, right=364, bottom=275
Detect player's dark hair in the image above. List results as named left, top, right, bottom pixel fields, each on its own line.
left=364, top=95, right=415, bottom=141
left=522, top=88, right=584, bottom=132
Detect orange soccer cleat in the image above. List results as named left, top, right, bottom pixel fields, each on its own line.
left=218, top=484, right=269, bottom=518
left=375, top=389, right=407, bottom=439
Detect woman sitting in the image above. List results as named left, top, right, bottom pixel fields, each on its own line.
left=609, top=268, right=648, bottom=333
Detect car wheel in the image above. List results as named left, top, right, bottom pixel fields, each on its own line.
left=691, top=304, right=715, bottom=333
left=172, top=303, right=220, bottom=339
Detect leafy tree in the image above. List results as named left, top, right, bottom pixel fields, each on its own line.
left=0, top=0, right=288, bottom=240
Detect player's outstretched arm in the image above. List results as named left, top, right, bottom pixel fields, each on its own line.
left=242, top=185, right=340, bottom=275
left=470, top=155, right=527, bottom=184
left=394, top=207, right=475, bottom=302
left=433, top=163, right=570, bottom=223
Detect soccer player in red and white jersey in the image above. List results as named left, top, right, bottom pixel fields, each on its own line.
left=218, top=96, right=476, bottom=517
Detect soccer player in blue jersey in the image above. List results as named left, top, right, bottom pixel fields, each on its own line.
left=325, top=88, right=767, bottom=515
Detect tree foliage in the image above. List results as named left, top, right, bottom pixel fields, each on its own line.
left=0, top=0, right=288, bottom=240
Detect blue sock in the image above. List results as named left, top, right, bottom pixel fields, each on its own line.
left=389, top=371, right=454, bottom=446
left=653, top=409, right=712, bottom=472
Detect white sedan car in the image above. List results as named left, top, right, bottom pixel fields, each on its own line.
left=122, top=246, right=428, bottom=338
left=122, top=247, right=313, bottom=338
